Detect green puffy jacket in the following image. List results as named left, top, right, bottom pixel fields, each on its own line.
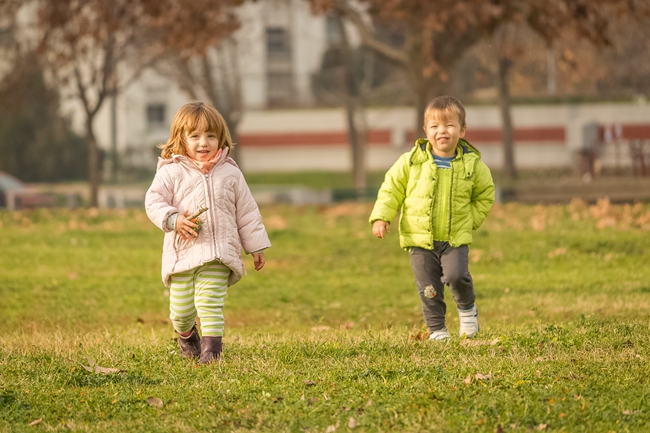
left=369, top=138, right=495, bottom=249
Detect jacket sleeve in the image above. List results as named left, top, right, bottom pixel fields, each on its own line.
left=234, top=171, right=272, bottom=254
left=470, top=161, right=495, bottom=230
left=145, top=169, right=178, bottom=232
left=368, top=154, right=409, bottom=224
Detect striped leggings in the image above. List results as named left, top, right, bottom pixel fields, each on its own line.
left=169, top=261, right=230, bottom=337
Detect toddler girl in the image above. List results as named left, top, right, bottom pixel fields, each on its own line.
left=145, top=101, right=271, bottom=364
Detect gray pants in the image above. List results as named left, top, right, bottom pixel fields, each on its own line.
left=409, top=242, right=476, bottom=332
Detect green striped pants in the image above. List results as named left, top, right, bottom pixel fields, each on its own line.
left=169, top=261, right=230, bottom=337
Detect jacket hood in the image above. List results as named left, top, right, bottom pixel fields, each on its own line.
left=410, top=137, right=481, bottom=177
left=156, top=147, right=238, bottom=172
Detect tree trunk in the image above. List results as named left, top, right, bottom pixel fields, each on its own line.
left=86, top=116, right=101, bottom=208
left=496, top=56, right=517, bottom=182
left=336, top=13, right=367, bottom=192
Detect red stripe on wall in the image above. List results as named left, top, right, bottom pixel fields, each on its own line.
left=613, top=124, right=650, bottom=140
left=240, top=130, right=392, bottom=147
left=407, top=127, right=566, bottom=145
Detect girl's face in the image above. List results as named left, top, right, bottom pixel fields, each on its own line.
left=184, top=127, right=219, bottom=161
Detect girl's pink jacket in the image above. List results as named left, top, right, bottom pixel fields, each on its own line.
left=145, top=152, right=271, bottom=287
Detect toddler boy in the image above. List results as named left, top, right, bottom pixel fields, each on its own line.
left=370, top=96, right=495, bottom=340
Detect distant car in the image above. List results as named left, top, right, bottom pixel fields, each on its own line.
left=0, top=171, right=57, bottom=209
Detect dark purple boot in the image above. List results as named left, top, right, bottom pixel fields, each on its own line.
left=199, top=336, right=222, bottom=364
left=176, top=325, right=201, bottom=358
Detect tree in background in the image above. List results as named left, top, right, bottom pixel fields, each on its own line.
left=0, top=51, right=88, bottom=182
left=309, top=7, right=376, bottom=192
left=312, top=0, right=650, bottom=182
left=27, top=0, right=242, bottom=207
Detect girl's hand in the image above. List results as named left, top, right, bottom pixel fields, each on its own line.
left=372, top=220, right=390, bottom=239
left=175, top=213, right=199, bottom=240
left=252, top=252, right=265, bottom=271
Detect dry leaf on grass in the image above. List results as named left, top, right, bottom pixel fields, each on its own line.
left=310, top=326, right=331, bottom=332
left=81, top=356, right=124, bottom=374
left=348, top=417, right=357, bottom=428
left=622, top=410, right=639, bottom=415
left=463, top=374, right=472, bottom=385
left=304, top=380, right=317, bottom=387
left=475, top=372, right=492, bottom=380
left=461, top=338, right=500, bottom=347
left=147, top=397, right=163, bottom=408
left=28, top=418, right=42, bottom=426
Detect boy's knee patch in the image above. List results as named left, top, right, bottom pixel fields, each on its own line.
left=423, top=285, right=436, bottom=299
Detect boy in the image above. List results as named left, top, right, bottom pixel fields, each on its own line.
left=369, top=96, right=494, bottom=340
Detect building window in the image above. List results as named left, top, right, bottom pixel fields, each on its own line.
left=266, top=27, right=294, bottom=106
left=146, top=103, right=166, bottom=130
left=325, top=14, right=342, bottom=45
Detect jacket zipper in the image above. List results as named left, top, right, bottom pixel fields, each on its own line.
left=429, top=164, right=436, bottom=249
left=448, top=163, right=454, bottom=245
left=203, top=172, right=220, bottom=260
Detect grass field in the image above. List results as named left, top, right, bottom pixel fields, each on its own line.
left=1, top=200, right=650, bottom=432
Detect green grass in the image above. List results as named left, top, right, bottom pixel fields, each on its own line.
left=1, top=202, right=650, bottom=432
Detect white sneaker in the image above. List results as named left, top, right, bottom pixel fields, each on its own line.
left=458, top=306, right=479, bottom=338
left=429, top=328, right=450, bottom=341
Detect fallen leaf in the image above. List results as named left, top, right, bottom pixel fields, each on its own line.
left=147, top=397, right=164, bottom=408
left=623, top=410, right=639, bottom=415
left=304, top=380, right=317, bottom=387
left=475, top=372, right=492, bottom=380
left=348, top=417, right=357, bottom=429
left=310, top=326, right=331, bottom=331
left=494, top=425, right=504, bottom=433
left=341, top=406, right=351, bottom=411
left=548, top=248, right=567, bottom=258
left=81, top=356, right=124, bottom=374
left=325, top=426, right=336, bottom=433
left=538, top=424, right=548, bottom=430
left=461, top=338, right=499, bottom=347
left=463, top=374, right=472, bottom=385
left=535, top=370, right=541, bottom=377
left=365, top=399, right=373, bottom=407
left=28, top=418, right=42, bottom=426
left=339, top=321, right=355, bottom=330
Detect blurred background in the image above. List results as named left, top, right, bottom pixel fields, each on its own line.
left=1, top=0, right=649, bottom=210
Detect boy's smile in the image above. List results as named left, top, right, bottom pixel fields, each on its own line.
left=424, top=110, right=466, bottom=158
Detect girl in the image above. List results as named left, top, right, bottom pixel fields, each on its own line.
left=145, top=101, right=271, bottom=364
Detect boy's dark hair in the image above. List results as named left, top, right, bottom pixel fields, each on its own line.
left=424, top=96, right=466, bottom=128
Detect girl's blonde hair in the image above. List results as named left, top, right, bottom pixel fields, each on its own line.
left=158, top=101, right=233, bottom=159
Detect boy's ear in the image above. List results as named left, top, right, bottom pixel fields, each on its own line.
left=459, top=125, right=467, bottom=138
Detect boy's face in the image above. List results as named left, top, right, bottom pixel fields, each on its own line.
left=423, top=109, right=466, bottom=158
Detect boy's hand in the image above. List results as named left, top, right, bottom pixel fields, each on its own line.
left=252, top=252, right=265, bottom=271
left=175, top=213, right=199, bottom=240
left=372, top=220, right=390, bottom=239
